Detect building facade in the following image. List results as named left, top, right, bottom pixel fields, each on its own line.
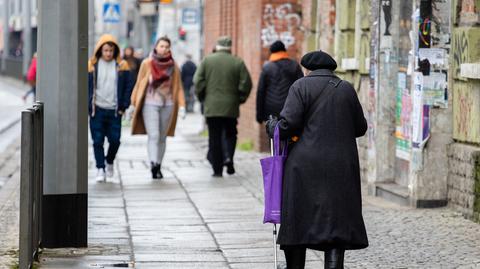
left=203, top=0, right=304, bottom=152
left=203, top=0, right=480, bottom=220
left=1, top=0, right=38, bottom=79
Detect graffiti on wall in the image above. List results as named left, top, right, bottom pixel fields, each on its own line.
left=381, top=0, right=392, bottom=36
left=431, top=0, right=451, bottom=46
left=458, top=93, right=473, bottom=136
left=452, top=29, right=469, bottom=79
left=418, top=0, right=432, bottom=48
left=261, top=3, right=302, bottom=48
left=453, top=81, right=480, bottom=144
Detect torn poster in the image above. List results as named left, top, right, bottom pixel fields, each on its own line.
left=422, top=72, right=447, bottom=107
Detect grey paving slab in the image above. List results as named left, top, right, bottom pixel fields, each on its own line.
left=134, top=261, right=228, bottom=269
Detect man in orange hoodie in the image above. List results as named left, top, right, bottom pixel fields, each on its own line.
left=88, top=34, right=133, bottom=182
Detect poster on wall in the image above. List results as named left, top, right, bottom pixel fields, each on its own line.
left=412, top=72, right=429, bottom=147
left=419, top=0, right=432, bottom=48
left=422, top=72, right=448, bottom=107
left=418, top=48, right=446, bottom=66
left=395, top=72, right=412, bottom=160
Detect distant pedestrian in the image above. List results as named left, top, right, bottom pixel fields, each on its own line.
left=88, top=34, right=134, bottom=182
left=266, top=50, right=369, bottom=269
left=256, top=40, right=303, bottom=123
left=181, top=54, right=197, bottom=113
left=23, top=53, right=37, bottom=102
left=194, top=36, right=252, bottom=177
left=130, top=36, right=186, bottom=179
left=124, top=46, right=142, bottom=85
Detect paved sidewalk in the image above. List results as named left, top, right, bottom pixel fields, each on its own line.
left=0, top=140, right=21, bottom=269
left=0, top=76, right=27, bottom=269
left=0, top=76, right=28, bottom=135
left=36, top=112, right=480, bottom=268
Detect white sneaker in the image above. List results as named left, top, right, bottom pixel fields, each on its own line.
left=96, top=168, right=106, bottom=182
left=106, top=163, right=114, bottom=178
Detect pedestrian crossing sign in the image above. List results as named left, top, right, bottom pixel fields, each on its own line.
left=103, top=3, right=121, bottom=23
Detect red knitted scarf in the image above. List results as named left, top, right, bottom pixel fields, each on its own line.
left=150, top=51, right=174, bottom=89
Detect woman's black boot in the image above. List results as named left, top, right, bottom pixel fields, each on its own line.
left=324, top=249, right=345, bottom=269
left=151, top=162, right=160, bottom=179
left=157, top=163, right=163, bottom=179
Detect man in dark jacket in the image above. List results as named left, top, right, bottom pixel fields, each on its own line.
left=256, top=40, right=303, bottom=123
left=194, top=36, right=253, bottom=177
left=181, top=54, right=197, bottom=112
left=88, top=34, right=133, bottom=182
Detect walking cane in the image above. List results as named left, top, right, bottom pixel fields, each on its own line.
left=270, top=138, right=278, bottom=269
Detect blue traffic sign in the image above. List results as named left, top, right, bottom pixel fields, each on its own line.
left=182, top=8, right=198, bottom=24
left=103, top=3, right=121, bottom=23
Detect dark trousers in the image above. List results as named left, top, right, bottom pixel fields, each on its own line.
left=206, top=117, right=238, bottom=175
left=184, top=86, right=195, bottom=112
left=283, top=247, right=345, bottom=269
left=24, top=86, right=36, bottom=100
left=89, top=107, right=122, bottom=169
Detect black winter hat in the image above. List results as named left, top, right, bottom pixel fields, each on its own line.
left=300, top=50, right=337, bottom=71
left=270, top=40, right=286, bottom=53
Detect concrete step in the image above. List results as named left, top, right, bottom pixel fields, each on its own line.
left=375, top=183, right=410, bottom=207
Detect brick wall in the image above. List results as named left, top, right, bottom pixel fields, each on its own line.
left=203, top=0, right=303, bottom=152
left=316, top=0, right=336, bottom=54
left=447, top=143, right=480, bottom=221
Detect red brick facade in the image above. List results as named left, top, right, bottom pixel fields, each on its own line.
left=203, top=0, right=303, bottom=151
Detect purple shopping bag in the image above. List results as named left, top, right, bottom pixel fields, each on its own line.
left=260, top=125, right=287, bottom=224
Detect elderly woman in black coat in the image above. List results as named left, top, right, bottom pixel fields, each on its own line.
left=266, top=50, right=368, bottom=269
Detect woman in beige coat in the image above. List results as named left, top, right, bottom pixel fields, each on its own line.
left=130, top=36, right=186, bottom=179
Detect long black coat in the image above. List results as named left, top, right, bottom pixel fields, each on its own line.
left=274, top=69, right=368, bottom=250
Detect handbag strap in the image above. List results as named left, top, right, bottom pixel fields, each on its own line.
left=305, top=77, right=342, bottom=118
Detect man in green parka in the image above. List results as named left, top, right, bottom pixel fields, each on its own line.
left=194, top=36, right=253, bottom=177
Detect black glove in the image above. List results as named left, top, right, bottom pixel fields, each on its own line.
left=256, top=115, right=263, bottom=124
left=265, top=116, right=278, bottom=138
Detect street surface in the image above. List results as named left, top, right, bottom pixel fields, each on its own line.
left=0, top=76, right=28, bottom=268
left=1, top=77, right=480, bottom=268
left=37, top=112, right=480, bottom=269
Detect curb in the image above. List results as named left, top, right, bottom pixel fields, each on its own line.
left=0, top=117, right=21, bottom=136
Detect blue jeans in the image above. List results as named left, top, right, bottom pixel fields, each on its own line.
left=89, top=107, right=122, bottom=169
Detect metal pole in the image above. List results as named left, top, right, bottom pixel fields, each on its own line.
left=88, top=0, right=95, bottom=56
left=35, top=102, right=44, bottom=250
left=269, top=138, right=278, bottom=268
left=37, top=0, right=88, bottom=248
left=273, top=224, right=278, bottom=268
left=1, top=0, right=10, bottom=73
left=19, top=110, right=33, bottom=269
left=22, top=0, right=32, bottom=77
